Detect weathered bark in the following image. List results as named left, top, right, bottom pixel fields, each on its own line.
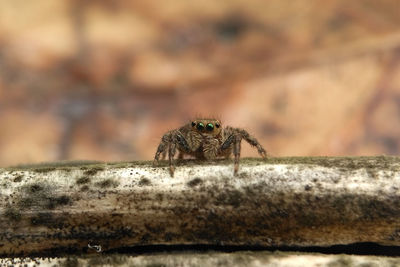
left=0, top=156, right=400, bottom=257
left=2, top=252, right=400, bottom=267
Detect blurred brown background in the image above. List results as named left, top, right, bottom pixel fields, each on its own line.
left=1, top=0, right=400, bottom=166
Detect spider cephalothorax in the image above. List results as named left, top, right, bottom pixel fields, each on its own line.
left=153, top=118, right=267, bottom=176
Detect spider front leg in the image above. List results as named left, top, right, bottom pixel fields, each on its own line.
left=221, top=127, right=268, bottom=175
left=153, top=130, right=190, bottom=177
left=240, top=130, right=267, bottom=158
left=221, top=134, right=242, bottom=175
left=168, top=131, right=191, bottom=176
left=233, top=135, right=242, bottom=174
left=153, top=134, right=170, bottom=166
left=168, top=142, right=177, bottom=176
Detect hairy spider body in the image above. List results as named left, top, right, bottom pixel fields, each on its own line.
left=153, top=119, right=267, bottom=176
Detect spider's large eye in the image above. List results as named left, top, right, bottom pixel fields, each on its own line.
left=197, top=122, right=205, bottom=131
left=191, top=122, right=196, bottom=127
left=206, top=123, right=214, bottom=131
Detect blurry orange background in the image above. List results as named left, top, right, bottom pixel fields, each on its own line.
left=1, top=0, right=400, bottom=166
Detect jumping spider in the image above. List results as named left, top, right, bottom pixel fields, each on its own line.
left=153, top=118, right=267, bottom=176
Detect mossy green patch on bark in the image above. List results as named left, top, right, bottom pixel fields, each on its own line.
left=4, top=160, right=105, bottom=173
left=187, top=177, right=203, bottom=187
left=262, top=156, right=400, bottom=171
left=3, top=156, right=398, bottom=175
left=15, top=182, right=72, bottom=210
left=138, top=177, right=151, bottom=186
left=83, top=166, right=105, bottom=176
left=13, top=175, right=24, bottom=182
left=4, top=206, right=22, bottom=222
left=95, top=178, right=119, bottom=188
left=76, top=176, right=91, bottom=185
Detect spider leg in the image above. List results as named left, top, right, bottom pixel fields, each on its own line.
left=168, top=142, right=177, bottom=177
left=238, top=128, right=267, bottom=158
left=161, top=150, right=167, bottom=160
left=233, top=136, right=242, bottom=175
left=175, top=132, right=190, bottom=153
left=221, top=134, right=235, bottom=151
left=222, top=126, right=267, bottom=175
left=220, top=133, right=241, bottom=175
left=154, top=130, right=191, bottom=176
left=173, top=131, right=191, bottom=168
left=153, top=134, right=170, bottom=166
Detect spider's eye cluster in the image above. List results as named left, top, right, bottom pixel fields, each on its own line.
left=192, top=121, right=220, bottom=132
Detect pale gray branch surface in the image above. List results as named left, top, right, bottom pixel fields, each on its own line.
left=0, top=156, right=400, bottom=257
left=2, top=251, right=400, bottom=267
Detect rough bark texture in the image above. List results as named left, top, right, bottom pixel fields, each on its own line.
left=2, top=252, right=400, bottom=267
left=0, top=156, right=400, bottom=257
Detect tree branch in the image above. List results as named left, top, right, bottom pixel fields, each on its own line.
left=1, top=156, right=400, bottom=257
